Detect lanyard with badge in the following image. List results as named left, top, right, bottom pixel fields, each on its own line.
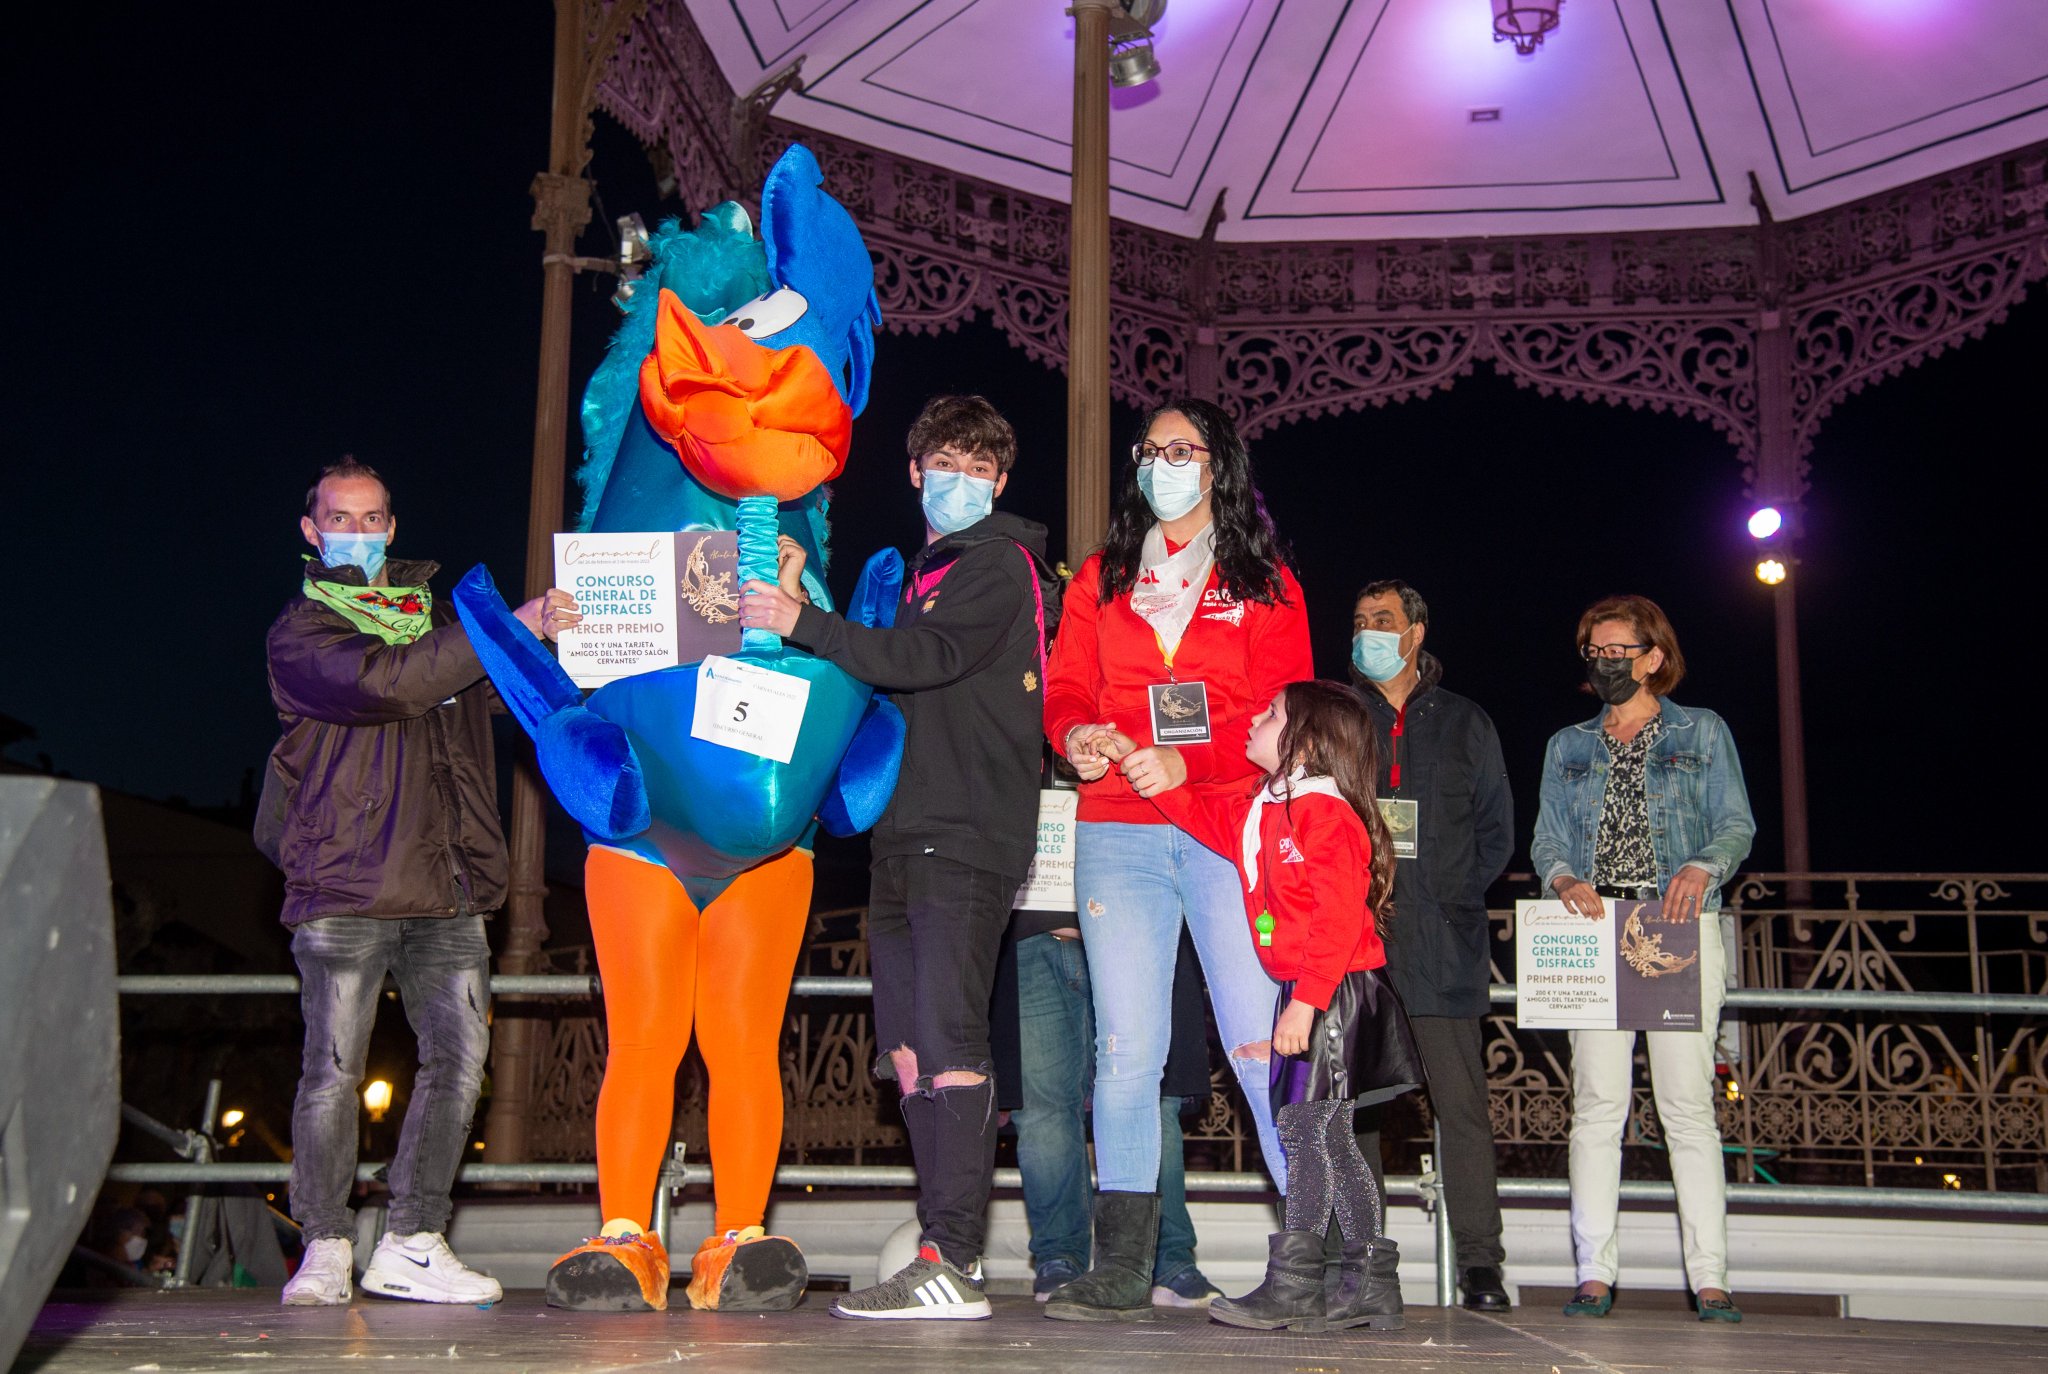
left=1377, top=701, right=1419, bottom=859
left=1144, top=631, right=1212, bottom=745
left=1130, top=535, right=1215, bottom=747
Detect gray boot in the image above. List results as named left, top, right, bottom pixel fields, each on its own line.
left=1209, top=1231, right=1328, bottom=1332
left=1325, top=1234, right=1404, bottom=1331
left=1043, top=1192, right=1159, bottom=1323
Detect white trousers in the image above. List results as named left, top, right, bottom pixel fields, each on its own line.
left=1566, top=912, right=1729, bottom=1292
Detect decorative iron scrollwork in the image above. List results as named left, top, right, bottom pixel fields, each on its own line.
left=1791, top=245, right=2046, bottom=459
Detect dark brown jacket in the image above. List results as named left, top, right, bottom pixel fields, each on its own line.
left=262, top=557, right=508, bottom=926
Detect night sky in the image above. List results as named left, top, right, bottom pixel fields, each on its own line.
left=11, top=5, right=2042, bottom=877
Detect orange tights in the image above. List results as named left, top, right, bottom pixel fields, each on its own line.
left=585, top=844, right=812, bottom=1234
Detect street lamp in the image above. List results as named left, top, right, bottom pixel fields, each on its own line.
left=1747, top=495, right=1810, bottom=882
left=1748, top=504, right=1789, bottom=584
left=363, top=1079, right=393, bottom=1124
left=220, top=1109, right=245, bottom=1129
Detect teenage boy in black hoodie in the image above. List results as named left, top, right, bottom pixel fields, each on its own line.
left=740, top=394, right=1056, bottom=1320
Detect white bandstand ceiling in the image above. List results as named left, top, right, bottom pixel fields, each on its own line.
left=682, top=0, right=2048, bottom=241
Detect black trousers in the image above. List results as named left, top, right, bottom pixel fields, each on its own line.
left=1358, top=1014, right=1505, bottom=1269
left=868, top=851, right=1020, bottom=1269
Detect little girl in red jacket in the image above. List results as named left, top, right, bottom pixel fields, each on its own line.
left=1096, top=678, right=1424, bottom=1333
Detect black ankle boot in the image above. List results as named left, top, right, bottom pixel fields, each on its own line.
left=1043, top=1192, right=1159, bottom=1323
left=1209, top=1231, right=1328, bottom=1331
left=1325, top=1235, right=1404, bottom=1331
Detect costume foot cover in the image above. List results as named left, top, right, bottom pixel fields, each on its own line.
left=686, top=1227, right=808, bottom=1311
left=546, top=1229, right=671, bottom=1311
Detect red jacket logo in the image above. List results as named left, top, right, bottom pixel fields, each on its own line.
left=1278, top=837, right=1305, bottom=863
left=1200, top=588, right=1243, bottom=625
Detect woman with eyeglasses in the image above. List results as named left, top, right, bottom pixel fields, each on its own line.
left=1529, top=594, right=1755, bottom=1323
left=1041, top=398, right=1311, bottom=1321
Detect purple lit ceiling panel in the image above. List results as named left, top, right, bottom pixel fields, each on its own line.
left=674, top=0, right=2048, bottom=241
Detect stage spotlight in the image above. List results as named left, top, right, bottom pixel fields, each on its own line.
left=363, top=1079, right=393, bottom=1124
left=1747, top=506, right=1783, bottom=539
left=1755, top=557, right=1788, bottom=586
left=1109, top=0, right=1167, bottom=88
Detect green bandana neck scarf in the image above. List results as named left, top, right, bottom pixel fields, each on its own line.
left=305, top=573, right=434, bottom=644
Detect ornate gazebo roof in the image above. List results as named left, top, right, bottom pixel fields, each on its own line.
left=631, top=0, right=2048, bottom=243
left=592, top=0, right=2048, bottom=496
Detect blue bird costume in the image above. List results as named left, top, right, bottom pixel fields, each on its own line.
left=452, top=146, right=903, bottom=1313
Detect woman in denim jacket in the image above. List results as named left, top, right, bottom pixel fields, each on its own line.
left=1529, top=595, right=1754, bottom=1323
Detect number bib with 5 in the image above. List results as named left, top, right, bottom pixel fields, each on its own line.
left=690, top=654, right=812, bottom=764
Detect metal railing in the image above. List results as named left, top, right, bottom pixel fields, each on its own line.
left=114, top=973, right=2048, bottom=1015
left=112, top=937, right=2048, bottom=1303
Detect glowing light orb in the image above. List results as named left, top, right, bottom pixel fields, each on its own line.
left=1755, top=558, right=1788, bottom=586
left=1747, top=506, right=1784, bottom=539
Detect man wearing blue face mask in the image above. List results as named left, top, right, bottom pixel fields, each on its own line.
left=263, top=457, right=569, bottom=1308
left=1348, top=580, right=1516, bottom=1312
left=740, top=395, right=1059, bottom=1319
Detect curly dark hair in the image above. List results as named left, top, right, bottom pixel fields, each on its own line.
left=905, top=394, right=1017, bottom=472
left=1097, top=398, right=1293, bottom=606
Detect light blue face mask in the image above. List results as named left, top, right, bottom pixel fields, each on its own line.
left=1137, top=458, right=1207, bottom=522
left=920, top=469, right=996, bottom=536
left=319, top=531, right=389, bottom=582
left=1352, top=627, right=1410, bottom=682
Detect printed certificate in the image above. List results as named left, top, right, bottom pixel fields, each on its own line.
left=1516, top=899, right=1702, bottom=1032
left=1013, top=788, right=1080, bottom=912
left=553, top=531, right=742, bottom=688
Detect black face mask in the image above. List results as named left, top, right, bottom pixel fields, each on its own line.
left=1585, top=656, right=1642, bottom=705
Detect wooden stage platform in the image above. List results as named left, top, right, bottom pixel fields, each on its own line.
left=15, top=1289, right=2048, bottom=1374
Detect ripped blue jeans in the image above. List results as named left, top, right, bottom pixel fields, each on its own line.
left=1076, top=822, right=1286, bottom=1193
left=288, top=915, right=492, bottom=1242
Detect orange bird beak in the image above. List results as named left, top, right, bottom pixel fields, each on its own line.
left=637, top=288, right=852, bottom=502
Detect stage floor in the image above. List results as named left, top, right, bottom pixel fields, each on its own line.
left=17, top=1290, right=2048, bottom=1374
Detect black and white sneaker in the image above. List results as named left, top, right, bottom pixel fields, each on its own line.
left=830, top=1243, right=991, bottom=1320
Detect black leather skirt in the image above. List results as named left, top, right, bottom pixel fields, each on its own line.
left=1269, top=966, right=1427, bottom=1115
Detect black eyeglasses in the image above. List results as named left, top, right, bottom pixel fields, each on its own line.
left=1580, top=643, right=1650, bottom=662
left=1132, top=441, right=1211, bottom=467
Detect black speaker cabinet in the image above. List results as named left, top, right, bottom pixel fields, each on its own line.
left=0, top=779, right=119, bottom=1365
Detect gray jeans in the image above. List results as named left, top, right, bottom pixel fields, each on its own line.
left=288, top=915, right=492, bottom=1242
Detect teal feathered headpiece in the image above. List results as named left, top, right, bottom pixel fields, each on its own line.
left=574, top=204, right=773, bottom=530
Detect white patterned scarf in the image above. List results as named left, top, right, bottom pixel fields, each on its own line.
left=1127, top=522, right=1216, bottom=658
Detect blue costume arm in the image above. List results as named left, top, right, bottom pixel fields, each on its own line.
left=451, top=563, right=651, bottom=841
left=817, top=548, right=905, bottom=837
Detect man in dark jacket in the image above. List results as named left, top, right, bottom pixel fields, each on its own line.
left=740, top=395, right=1053, bottom=1321
left=1349, top=580, right=1515, bottom=1311
left=267, top=458, right=562, bottom=1307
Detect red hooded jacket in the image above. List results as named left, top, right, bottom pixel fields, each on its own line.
left=1044, top=551, right=1312, bottom=825
left=1152, top=779, right=1385, bottom=1011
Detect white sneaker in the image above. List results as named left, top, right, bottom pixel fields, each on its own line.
left=360, top=1231, right=504, bottom=1304
left=281, top=1237, right=354, bottom=1306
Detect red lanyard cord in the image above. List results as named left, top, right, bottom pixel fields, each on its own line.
left=1390, top=702, right=1408, bottom=792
